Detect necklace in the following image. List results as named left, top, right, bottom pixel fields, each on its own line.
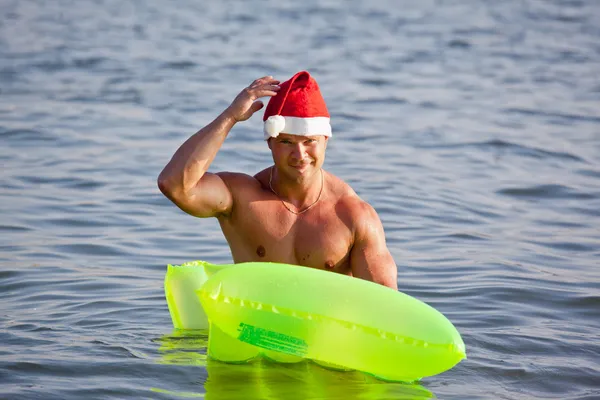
left=269, top=166, right=324, bottom=215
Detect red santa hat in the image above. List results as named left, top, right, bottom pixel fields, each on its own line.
left=263, top=71, right=331, bottom=140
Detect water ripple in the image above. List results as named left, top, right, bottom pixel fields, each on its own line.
left=497, top=184, right=596, bottom=200
left=503, top=107, right=600, bottom=124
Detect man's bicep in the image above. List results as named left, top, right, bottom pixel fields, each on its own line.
left=350, top=206, right=398, bottom=290
left=168, top=172, right=234, bottom=218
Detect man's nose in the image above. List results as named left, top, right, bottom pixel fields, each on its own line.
left=291, top=143, right=306, bottom=159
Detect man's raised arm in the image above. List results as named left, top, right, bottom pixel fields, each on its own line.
left=157, top=76, right=280, bottom=218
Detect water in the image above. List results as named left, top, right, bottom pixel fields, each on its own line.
left=1, top=0, right=599, bottom=398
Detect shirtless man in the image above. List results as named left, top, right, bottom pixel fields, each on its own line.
left=158, top=72, right=398, bottom=289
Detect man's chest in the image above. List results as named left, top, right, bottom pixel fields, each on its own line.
left=222, top=201, right=354, bottom=273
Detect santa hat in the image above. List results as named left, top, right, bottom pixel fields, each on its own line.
left=263, top=71, right=331, bottom=140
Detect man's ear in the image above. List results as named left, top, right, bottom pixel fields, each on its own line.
left=267, top=138, right=273, bottom=150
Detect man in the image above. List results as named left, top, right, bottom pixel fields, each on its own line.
left=158, top=71, right=398, bottom=289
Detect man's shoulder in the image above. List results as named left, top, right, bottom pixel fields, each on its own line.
left=327, top=173, right=378, bottom=222
left=216, top=170, right=268, bottom=194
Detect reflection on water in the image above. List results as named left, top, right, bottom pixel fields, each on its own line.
left=155, top=330, right=435, bottom=400
left=157, top=330, right=210, bottom=367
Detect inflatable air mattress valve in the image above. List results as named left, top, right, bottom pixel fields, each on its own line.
left=191, top=261, right=466, bottom=383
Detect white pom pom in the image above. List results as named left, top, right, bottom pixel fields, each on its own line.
left=264, top=115, right=286, bottom=138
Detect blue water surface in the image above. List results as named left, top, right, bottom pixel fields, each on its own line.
left=1, top=0, right=599, bottom=399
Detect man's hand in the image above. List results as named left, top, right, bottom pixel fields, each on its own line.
left=224, top=76, right=281, bottom=122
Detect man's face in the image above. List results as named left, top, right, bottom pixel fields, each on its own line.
left=268, top=133, right=328, bottom=180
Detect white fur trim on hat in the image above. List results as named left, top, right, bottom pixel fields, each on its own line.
left=263, top=116, right=332, bottom=140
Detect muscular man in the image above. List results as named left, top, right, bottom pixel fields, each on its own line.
left=158, top=71, right=398, bottom=289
